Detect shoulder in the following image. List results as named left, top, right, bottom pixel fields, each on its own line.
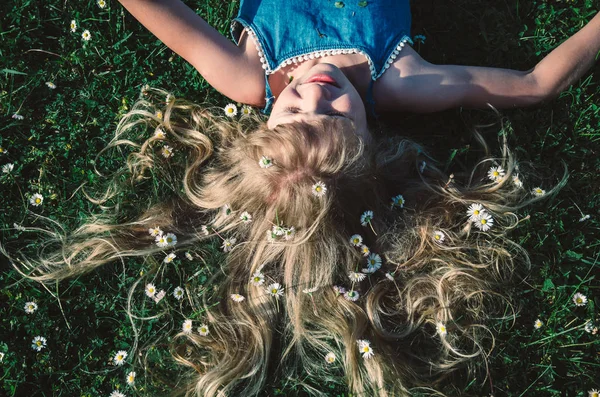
left=373, top=45, right=428, bottom=112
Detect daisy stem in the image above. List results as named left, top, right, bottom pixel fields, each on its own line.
left=368, top=221, right=378, bottom=236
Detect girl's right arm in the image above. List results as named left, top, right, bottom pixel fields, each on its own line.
left=118, top=0, right=266, bottom=106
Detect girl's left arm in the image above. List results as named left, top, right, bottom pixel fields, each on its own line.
left=378, top=11, right=600, bottom=113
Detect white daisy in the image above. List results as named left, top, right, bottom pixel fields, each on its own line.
left=272, top=225, right=285, bottom=236
left=173, top=287, right=184, bottom=300
left=97, top=0, right=107, bottom=8
left=311, top=181, right=327, bottom=197
left=348, top=271, right=366, bottom=282
left=31, top=336, right=47, bottom=351
left=197, top=324, right=210, bottom=336
left=385, top=272, right=394, bottom=281
left=433, top=230, right=445, bottom=243
left=343, top=290, right=360, bottom=302
left=24, top=301, right=38, bottom=314
left=360, top=210, right=373, bottom=226
left=302, top=287, right=318, bottom=294
left=324, top=352, right=336, bottom=364
left=357, top=339, right=374, bottom=359
left=436, top=322, right=447, bottom=337
left=391, top=194, right=405, bottom=208
left=240, top=211, right=252, bottom=223
left=267, top=282, right=284, bottom=297
left=161, top=145, right=174, bottom=158
left=30, top=193, right=43, bottom=206
left=584, top=321, right=594, bottom=333
left=359, top=244, right=370, bottom=257
left=0, top=352, right=4, bottom=362
left=512, top=174, right=523, bottom=188
left=487, top=166, right=505, bottom=182
left=221, top=237, right=237, bottom=253
left=14, top=223, right=26, bottom=231
left=154, top=128, right=166, bottom=139
left=126, top=371, right=136, bottom=386
left=589, top=390, right=600, bottom=397
left=223, top=103, right=238, bottom=117
left=155, top=110, right=163, bottom=120
left=250, top=272, right=265, bottom=286
left=148, top=226, right=162, bottom=237
left=145, top=284, right=157, bottom=298
left=113, top=350, right=127, bottom=366
left=45, top=82, right=56, bottom=89
left=532, top=187, right=546, bottom=197
left=70, top=20, right=77, bottom=32
left=222, top=204, right=231, bottom=216
left=182, top=319, right=193, bottom=334
left=283, top=226, right=296, bottom=240
left=155, top=234, right=168, bottom=248
left=259, top=155, right=273, bottom=168
left=349, top=234, right=363, bottom=247
left=534, top=319, right=543, bottom=329
left=333, top=285, right=346, bottom=295
left=473, top=212, right=494, bottom=232
left=466, top=203, right=485, bottom=221
left=11, top=113, right=24, bottom=120
left=109, top=391, right=125, bottom=397
left=163, top=253, right=176, bottom=263
left=230, top=294, right=245, bottom=302
left=185, top=252, right=193, bottom=261
left=579, top=214, right=591, bottom=222
left=0, top=147, right=7, bottom=155
left=81, top=29, right=91, bottom=41
left=201, top=225, right=210, bottom=235
left=241, top=105, right=252, bottom=116
left=153, top=290, right=165, bottom=303
left=365, top=253, right=382, bottom=271
left=573, top=292, right=588, bottom=307
left=164, top=232, right=177, bottom=246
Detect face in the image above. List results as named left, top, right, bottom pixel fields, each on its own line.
left=267, top=63, right=370, bottom=140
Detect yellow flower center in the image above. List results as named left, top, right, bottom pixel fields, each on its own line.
left=493, top=171, right=499, bottom=177
left=362, top=346, right=369, bottom=353
left=200, top=327, right=206, bottom=333
left=117, top=355, right=123, bottom=360
left=473, top=210, right=480, bottom=216
left=35, top=198, right=41, bottom=204
left=481, top=219, right=487, bottom=225
left=435, top=235, right=440, bottom=240
left=271, top=289, right=278, bottom=294
left=36, top=341, right=42, bottom=346
left=440, top=326, right=446, bottom=333
left=576, top=298, right=582, bottom=304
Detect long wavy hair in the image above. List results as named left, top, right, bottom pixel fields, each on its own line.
left=6, top=87, right=566, bottom=396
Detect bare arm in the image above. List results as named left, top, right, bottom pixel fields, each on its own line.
left=118, top=0, right=265, bottom=105
left=377, top=11, right=600, bottom=113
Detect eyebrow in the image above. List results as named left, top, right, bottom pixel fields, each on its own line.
left=278, top=112, right=353, bottom=123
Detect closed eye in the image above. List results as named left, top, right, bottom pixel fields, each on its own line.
left=284, top=107, right=350, bottom=119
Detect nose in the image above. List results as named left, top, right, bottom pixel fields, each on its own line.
left=297, top=83, right=334, bottom=113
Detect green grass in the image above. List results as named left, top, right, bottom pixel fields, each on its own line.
left=1, top=0, right=599, bottom=395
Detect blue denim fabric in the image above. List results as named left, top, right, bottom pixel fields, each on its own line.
left=231, top=0, right=412, bottom=116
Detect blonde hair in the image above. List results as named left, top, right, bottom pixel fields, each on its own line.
left=7, top=87, right=566, bottom=396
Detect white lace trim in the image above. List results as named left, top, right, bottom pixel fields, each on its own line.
left=242, top=25, right=411, bottom=80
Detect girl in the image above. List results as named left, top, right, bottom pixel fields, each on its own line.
left=118, top=0, right=600, bottom=135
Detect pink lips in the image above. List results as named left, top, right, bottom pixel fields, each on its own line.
left=304, top=74, right=339, bottom=88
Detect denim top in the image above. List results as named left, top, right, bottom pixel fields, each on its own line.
left=231, top=0, right=413, bottom=116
